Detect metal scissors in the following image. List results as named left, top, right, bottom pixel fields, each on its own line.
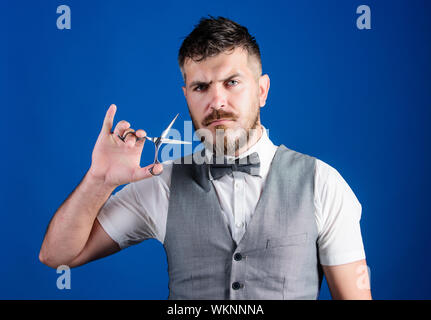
left=117, top=113, right=191, bottom=176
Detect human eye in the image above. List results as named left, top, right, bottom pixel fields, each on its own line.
left=194, top=84, right=208, bottom=92
left=226, top=79, right=239, bottom=87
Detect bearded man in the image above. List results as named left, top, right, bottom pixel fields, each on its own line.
left=39, top=16, right=371, bottom=300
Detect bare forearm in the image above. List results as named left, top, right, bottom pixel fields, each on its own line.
left=323, top=259, right=372, bottom=300
left=39, top=171, right=115, bottom=267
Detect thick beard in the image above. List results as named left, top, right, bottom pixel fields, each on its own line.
left=212, top=111, right=260, bottom=157
left=189, top=104, right=261, bottom=157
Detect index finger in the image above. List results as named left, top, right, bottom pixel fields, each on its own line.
left=102, top=104, right=117, bottom=135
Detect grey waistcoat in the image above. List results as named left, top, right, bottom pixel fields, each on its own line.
left=163, top=145, right=323, bottom=300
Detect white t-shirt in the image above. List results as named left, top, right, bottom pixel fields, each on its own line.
left=97, top=128, right=366, bottom=266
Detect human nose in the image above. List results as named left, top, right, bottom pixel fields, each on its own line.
left=208, top=84, right=227, bottom=111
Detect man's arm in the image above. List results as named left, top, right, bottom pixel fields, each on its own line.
left=39, top=104, right=162, bottom=269
left=39, top=172, right=119, bottom=268
left=322, top=259, right=372, bottom=300
left=68, top=219, right=121, bottom=268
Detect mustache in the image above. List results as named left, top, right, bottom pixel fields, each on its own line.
left=202, top=109, right=238, bottom=126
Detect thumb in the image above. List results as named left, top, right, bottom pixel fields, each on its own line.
left=132, top=163, right=163, bottom=182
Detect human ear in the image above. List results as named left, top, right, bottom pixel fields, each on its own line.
left=258, top=74, right=270, bottom=107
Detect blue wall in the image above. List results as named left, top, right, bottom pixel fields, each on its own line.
left=1, top=0, right=430, bottom=299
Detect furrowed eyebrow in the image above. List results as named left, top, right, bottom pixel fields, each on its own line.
left=221, top=73, right=242, bottom=83
left=189, top=80, right=211, bottom=89
left=188, top=73, right=243, bottom=89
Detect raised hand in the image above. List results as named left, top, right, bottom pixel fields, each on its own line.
left=88, top=104, right=163, bottom=188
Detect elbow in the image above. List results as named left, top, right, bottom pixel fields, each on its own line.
left=38, top=247, right=66, bottom=269
left=38, top=249, right=57, bottom=269
left=39, top=247, right=79, bottom=269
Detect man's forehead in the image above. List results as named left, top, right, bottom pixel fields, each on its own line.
left=182, top=48, right=259, bottom=82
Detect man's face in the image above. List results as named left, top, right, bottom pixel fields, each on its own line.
left=182, top=47, right=270, bottom=156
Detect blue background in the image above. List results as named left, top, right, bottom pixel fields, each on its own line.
left=1, top=0, right=430, bottom=299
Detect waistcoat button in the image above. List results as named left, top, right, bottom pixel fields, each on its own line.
left=233, top=253, right=243, bottom=261
left=232, top=282, right=243, bottom=290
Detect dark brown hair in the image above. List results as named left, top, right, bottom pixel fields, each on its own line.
left=178, top=16, right=261, bottom=76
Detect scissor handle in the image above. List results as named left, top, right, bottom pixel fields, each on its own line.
left=117, top=132, right=146, bottom=142
left=116, top=132, right=160, bottom=176
left=149, top=143, right=162, bottom=176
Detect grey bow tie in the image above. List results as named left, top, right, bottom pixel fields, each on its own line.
left=209, top=152, right=260, bottom=180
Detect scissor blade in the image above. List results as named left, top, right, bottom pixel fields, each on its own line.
left=160, top=138, right=191, bottom=145
left=160, top=113, right=179, bottom=139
